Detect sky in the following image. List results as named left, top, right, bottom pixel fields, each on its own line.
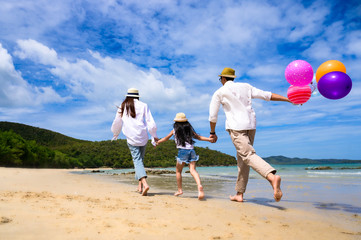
left=0, top=0, right=360, bottom=160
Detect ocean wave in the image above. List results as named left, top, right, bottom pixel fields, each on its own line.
left=307, top=171, right=361, bottom=175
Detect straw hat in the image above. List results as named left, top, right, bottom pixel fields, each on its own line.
left=173, top=112, right=188, bottom=122
left=219, top=67, right=236, bottom=78
left=125, top=88, right=140, bottom=97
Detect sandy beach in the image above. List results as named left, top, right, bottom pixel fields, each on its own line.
left=0, top=167, right=360, bottom=240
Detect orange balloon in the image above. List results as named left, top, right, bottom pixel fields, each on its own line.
left=316, top=60, right=346, bottom=82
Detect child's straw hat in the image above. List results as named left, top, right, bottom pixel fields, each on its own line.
left=173, top=112, right=188, bottom=122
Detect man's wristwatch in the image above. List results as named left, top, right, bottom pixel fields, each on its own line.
left=210, top=132, right=216, bottom=135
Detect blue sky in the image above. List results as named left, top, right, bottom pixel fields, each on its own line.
left=0, top=0, right=360, bottom=160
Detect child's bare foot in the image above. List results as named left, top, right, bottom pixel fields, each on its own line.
left=142, top=185, right=149, bottom=196
left=174, top=190, right=183, bottom=196
left=198, top=185, right=204, bottom=200
left=272, top=175, right=282, bottom=202
left=229, top=192, right=243, bottom=202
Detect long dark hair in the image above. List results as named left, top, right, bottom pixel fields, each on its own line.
left=173, top=121, right=196, bottom=147
left=120, top=97, right=139, bottom=118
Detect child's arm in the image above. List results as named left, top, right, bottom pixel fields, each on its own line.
left=156, top=130, right=174, bottom=145
left=193, top=132, right=212, bottom=142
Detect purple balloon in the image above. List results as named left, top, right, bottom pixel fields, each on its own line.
left=317, top=71, right=352, bottom=100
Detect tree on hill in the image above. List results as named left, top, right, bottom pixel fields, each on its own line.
left=0, top=121, right=86, bottom=147
left=0, top=130, right=81, bottom=168
left=0, top=122, right=237, bottom=168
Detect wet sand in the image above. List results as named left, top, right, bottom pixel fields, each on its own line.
left=0, top=167, right=360, bottom=239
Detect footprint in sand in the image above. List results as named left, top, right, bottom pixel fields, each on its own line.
left=0, top=217, right=12, bottom=224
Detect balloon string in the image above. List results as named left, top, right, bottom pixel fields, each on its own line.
left=310, top=81, right=317, bottom=93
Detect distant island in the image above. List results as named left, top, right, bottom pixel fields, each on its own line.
left=262, top=155, right=361, bottom=165
left=1, top=121, right=360, bottom=169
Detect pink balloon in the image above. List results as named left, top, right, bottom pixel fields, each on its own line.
left=285, top=60, right=314, bottom=86
left=287, top=85, right=312, bottom=104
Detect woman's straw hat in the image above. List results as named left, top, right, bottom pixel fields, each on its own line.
left=219, top=67, right=236, bottom=78
left=125, top=88, right=140, bottom=97
left=173, top=112, right=188, bottom=122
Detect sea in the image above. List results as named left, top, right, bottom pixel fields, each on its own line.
left=84, top=162, right=361, bottom=215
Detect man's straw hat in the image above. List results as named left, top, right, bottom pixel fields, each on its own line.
left=125, top=88, right=140, bottom=97
left=173, top=112, right=188, bottom=122
left=219, top=67, right=236, bottom=78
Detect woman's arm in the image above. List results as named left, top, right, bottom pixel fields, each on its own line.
left=111, top=111, right=123, bottom=140
left=156, top=130, right=174, bottom=145
left=144, top=104, right=158, bottom=139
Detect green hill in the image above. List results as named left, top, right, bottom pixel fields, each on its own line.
left=0, top=121, right=86, bottom=147
left=1, top=122, right=359, bottom=169
left=0, top=121, right=236, bottom=168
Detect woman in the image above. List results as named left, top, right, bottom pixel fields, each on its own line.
left=111, top=88, right=158, bottom=196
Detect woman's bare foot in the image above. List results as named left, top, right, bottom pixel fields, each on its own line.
left=229, top=192, right=243, bottom=202
left=142, top=185, right=149, bottom=196
left=174, top=190, right=183, bottom=196
left=198, top=185, right=204, bottom=200
left=137, top=182, right=142, bottom=193
left=272, top=175, right=282, bottom=202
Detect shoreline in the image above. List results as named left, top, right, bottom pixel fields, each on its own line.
left=87, top=165, right=361, bottom=215
left=1, top=167, right=360, bottom=239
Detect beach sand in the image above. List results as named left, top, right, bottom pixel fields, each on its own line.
left=0, top=167, right=360, bottom=240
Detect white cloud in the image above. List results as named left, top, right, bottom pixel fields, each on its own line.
left=14, top=40, right=212, bottom=113
left=285, top=1, right=329, bottom=42
left=0, top=43, right=66, bottom=107
left=247, top=64, right=285, bottom=78
left=0, top=0, right=73, bottom=42
left=303, top=40, right=336, bottom=60
left=15, top=39, right=58, bottom=65
left=345, top=30, right=361, bottom=57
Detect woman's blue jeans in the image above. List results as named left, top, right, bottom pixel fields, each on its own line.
left=127, top=143, right=147, bottom=180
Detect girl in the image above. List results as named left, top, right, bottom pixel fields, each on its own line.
left=111, top=88, right=158, bottom=196
left=157, top=112, right=212, bottom=200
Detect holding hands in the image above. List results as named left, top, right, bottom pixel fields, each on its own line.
left=209, top=134, right=217, bottom=143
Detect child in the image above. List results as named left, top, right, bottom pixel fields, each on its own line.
left=157, top=112, right=212, bottom=200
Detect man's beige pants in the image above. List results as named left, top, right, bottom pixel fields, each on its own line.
left=228, top=129, right=276, bottom=194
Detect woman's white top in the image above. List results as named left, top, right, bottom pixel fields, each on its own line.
left=209, top=81, right=272, bottom=130
left=111, top=99, right=158, bottom=146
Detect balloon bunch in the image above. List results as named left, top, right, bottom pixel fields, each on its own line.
left=285, top=60, right=313, bottom=104
left=315, top=60, right=352, bottom=100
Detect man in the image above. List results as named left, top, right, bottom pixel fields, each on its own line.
left=209, top=67, right=291, bottom=202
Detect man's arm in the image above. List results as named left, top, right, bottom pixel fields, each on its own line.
left=270, top=93, right=291, bottom=103
left=209, top=121, right=218, bottom=143
left=209, top=91, right=221, bottom=143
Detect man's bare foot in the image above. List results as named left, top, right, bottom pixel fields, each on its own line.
left=142, top=185, right=149, bottom=196
left=198, top=185, right=204, bottom=200
left=174, top=190, right=183, bottom=196
left=229, top=192, right=243, bottom=202
left=136, top=188, right=142, bottom=193
left=272, top=175, right=282, bottom=202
